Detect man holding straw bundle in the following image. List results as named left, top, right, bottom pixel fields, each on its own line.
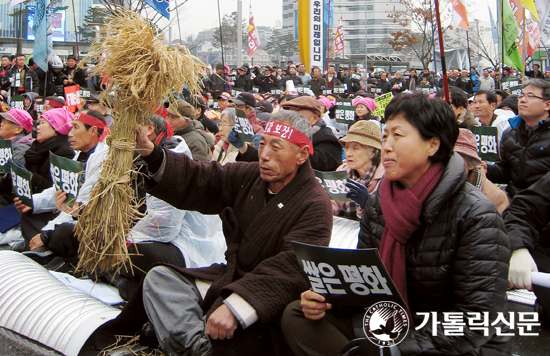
left=133, top=110, right=333, bottom=355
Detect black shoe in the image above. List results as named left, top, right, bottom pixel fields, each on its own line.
left=140, top=321, right=159, bottom=348
left=22, top=247, right=55, bottom=265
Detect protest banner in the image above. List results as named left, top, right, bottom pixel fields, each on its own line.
left=0, top=140, right=13, bottom=175
left=10, top=161, right=33, bottom=208
left=50, top=152, right=85, bottom=207
left=9, top=96, right=25, bottom=110
left=292, top=241, right=406, bottom=307
left=314, top=170, right=349, bottom=201
left=371, top=93, right=393, bottom=118
left=233, top=109, right=254, bottom=142
left=64, top=85, right=82, bottom=113
left=334, top=99, right=356, bottom=125
left=322, top=88, right=333, bottom=96
left=468, top=126, right=500, bottom=162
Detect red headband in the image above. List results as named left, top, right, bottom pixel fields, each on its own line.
left=264, top=121, right=314, bottom=155
left=44, top=99, right=64, bottom=109
left=74, top=112, right=110, bottom=142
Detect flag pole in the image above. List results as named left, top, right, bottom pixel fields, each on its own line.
left=217, top=0, right=225, bottom=67
left=500, top=0, right=504, bottom=89
left=326, top=0, right=331, bottom=74
left=522, top=7, right=526, bottom=83
left=71, top=0, right=80, bottom=60
left=434, top=0, right=449, bottom=102
left=466, top=30, right=472, bottom=70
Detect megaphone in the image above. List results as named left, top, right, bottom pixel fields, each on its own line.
left=285, top=80, right=297, bottom=95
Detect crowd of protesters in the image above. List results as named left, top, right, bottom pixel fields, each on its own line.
left=1, top=50, right=550, bottom=356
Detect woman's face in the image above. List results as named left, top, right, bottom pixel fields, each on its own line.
left=355, top=104, right=369, bottom=118
left=382, top=114, right=440, bottom=189
left=36, top=118, right=57, bottom=143
left=218, top=114, right=233, bottom=142
left=345, top=142, right=375, bottom=176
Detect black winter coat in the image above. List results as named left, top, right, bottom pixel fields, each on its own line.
left=503, top=169, right=550, bottom=271
left=23, top=135, right=74, bottom=194
left=310, top=122, right=342, bottom=171
left=2, top=65, right=39, bottom=95
left=359, top=153, right=511, bottom=356
left=487, top=115, right=550, bottom=197
left=234, top=73, right=252, bottom=92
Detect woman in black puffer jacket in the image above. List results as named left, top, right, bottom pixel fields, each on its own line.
left=282, top=94, right=511, bottom=356
left=19, top=108, right=74, bottom=246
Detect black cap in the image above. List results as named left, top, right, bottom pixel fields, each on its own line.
left=229, top=92, right=256, bottom=108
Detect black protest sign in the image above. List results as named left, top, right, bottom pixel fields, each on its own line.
left=370, top=87, right=383, bottom=95
left=211, top=99, right=221, bottom=111
left=468, top=126, right=500, bottom=162
left=334, top=106, right=356, bottom=125
left=0, top=140, right=13, bottom=175
left=231, top=87, right=244, bottom=98
left=79, top=87, right=92, bottom=99
left=314, top=170, right=350, bottom=201
left=296, top=85, right=311, bottom=94
left=509, top=85, right=522, bottom=96
left=322, top=88, right=333, bottom=96
left=233, top=109, right=254, bottom=142
left=501, top=77, right=520, bottom=91
left=292, top=242, right=406, bottom=307
left=10, top=161, right=33, bottom=208
left=9, top=96, right=25, bottom=110
left=252, top=85, right=260, bottom=93
left=35, top=98, right=44, bottom=114
left=270, top=88, right=282, bottom=98
left=50, top=152, right=85, bottom=207
left=351, top=73, right=362, bottom=81
left=333, top=85, right=347, bottom=96
left=228, top=74, right=237, bottom=87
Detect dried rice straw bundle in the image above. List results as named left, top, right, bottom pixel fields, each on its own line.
left=76, top=8, right=205, bottom=273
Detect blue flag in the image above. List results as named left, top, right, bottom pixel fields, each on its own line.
left=488, top=4, right=499, bottom=45
left=32, top=0, right=53, bottom=72
left=145, top=0, right=170, bottom=20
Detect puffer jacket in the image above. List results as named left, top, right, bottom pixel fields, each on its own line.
left=359, top=153, right=511, bottom=356
left=310, top=121, right=342, bottom=171
left=487, top=115, right=550, bottom=197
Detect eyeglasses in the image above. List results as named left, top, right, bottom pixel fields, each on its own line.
left=217, top=123, right=232, bottom=128
left=518, top=93, right=546, bottom=101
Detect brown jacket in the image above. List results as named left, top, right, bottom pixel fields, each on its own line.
left=146, top=151, right=333, bottom=323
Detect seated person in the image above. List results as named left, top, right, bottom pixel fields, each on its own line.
left=332, top=120, right=384, bottom=220
left=435, top=86, right=478, bottom=128
left=282, top=93, right=510, bottom=356
left=17, top=108, right=74, bottom=247
left=212, top=108, right=241, bottom=165
left=128, top=110, right=333, bottom=355
left=504, top=170, right=550, bottom=290
left=0, top=109, right=34, bottom=209
left=454, top=128, right=509, bottom=214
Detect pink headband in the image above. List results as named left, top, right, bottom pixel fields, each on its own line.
left=41, top=108, right=73, bottom=135
left=264, top=121, right=314, bottom=155
left=352, top=96, right=378, bottom=112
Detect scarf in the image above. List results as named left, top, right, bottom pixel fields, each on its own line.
left=379, top=162, right=444, bottom=308
left=24, top=135, right=71, bottom=166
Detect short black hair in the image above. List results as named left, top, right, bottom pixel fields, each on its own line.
left=434, top=86, right=468, bottom=109
left=495, top=89, right=508, bottom=100
left=474, top=90, right=497, bottom=105
left=67, top=55, right=76, bottom=61
left=16, top=53, right=25, bottom=59
left=28, top=57, right=35, bottom=66
left=80, top=109, right=107, bottom=137
left=2, top=55, right=10, bottom=60
left=385, top=93, right=459, bottom=164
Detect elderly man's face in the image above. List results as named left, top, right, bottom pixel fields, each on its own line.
left=258, top=133, right=307, bottom=193
left=289, top=67, right=296, bottom=75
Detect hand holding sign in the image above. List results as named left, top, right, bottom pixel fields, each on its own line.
left=300, top=290, right=332, bottom=321
left=55, top=189, right=80, bottom=217
left=50, top=152, right=84, bottom=207
left=346, top=180, right=370, bottom=208
left=10, top=160, right=33, bottom=209
left=227, top=128, right=245, bottom=149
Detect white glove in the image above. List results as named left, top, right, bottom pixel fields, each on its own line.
left=508, top=248, right=538, bottom=290
left=9, top=77, right=14, bottom=83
